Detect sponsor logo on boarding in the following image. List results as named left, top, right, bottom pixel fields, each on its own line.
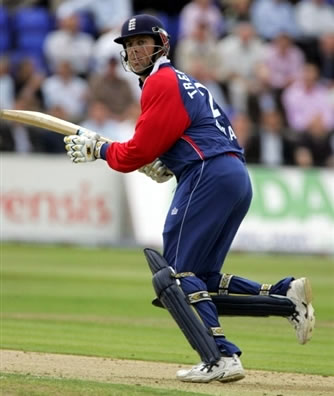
left=128, top=18, right=136, bottom=31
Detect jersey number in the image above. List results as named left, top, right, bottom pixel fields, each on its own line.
left=194, top=82, right=237, bottom=141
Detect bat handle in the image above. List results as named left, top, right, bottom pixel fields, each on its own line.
left=76, top=127, right=113, bottom=143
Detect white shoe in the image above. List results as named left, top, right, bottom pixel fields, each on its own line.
left=176, top=354, right=245, bottom=383
left=286, top=277, right=315, bottom=344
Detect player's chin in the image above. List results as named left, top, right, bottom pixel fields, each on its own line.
left=130, top=62, right=148, bottom=74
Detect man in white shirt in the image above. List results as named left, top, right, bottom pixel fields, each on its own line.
left=44, top=12, right=94, bottom=76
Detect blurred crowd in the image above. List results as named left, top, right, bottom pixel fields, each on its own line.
left=0, top=0, right=334, bottom=168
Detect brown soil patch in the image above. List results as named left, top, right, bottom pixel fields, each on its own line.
left=1, top=349, right=333, bottom=396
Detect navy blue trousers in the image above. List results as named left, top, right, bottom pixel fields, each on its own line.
left=163, top=154, right=292, bottom=356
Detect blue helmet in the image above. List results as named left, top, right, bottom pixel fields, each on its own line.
left=114, top=14, right=170, bottom=55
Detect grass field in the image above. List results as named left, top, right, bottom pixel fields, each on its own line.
left=1, top=243, right=333, bottom=395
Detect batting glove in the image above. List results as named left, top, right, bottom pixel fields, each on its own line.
left=139, top=159, right=174, bottom=183
left=64, top=131, right=105, bottom=163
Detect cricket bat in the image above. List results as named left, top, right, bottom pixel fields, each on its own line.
left=0, top=109, right=113, bottom=143
left=0, top=109, right=174, bottom=179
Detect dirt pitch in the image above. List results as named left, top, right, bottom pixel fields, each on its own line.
left=1, top=349, right=333, bottom=396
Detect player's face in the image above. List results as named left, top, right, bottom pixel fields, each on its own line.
left=124, top=35, right=156, bottom=74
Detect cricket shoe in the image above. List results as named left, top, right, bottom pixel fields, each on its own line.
left=286, top=277, right=315, bottom=344
left=176, top=354, right=245, bottom=383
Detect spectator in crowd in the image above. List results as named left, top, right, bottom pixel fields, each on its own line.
left=216, top=21, right=266, bottom=112
left=175, top=20, right=228, bottom=110
left=81, top=100, right=139, bottom=143
left=88, top=56, right=136, bottom=121
left=295, top=0, right=334, bottom=38
left=250, top=0, right=299, bottom=40
left=55, top=0, right=132, bottom=34
left=222, top=0, right=252, bottom=33
left=43, top=12, right=94, bottom=76
left=257, top=31, right=305, bottom=117
left=91, top=26, right=140, bottom=100
left=175, top=20, right=220, bottom=75
left=81, top=100, right=122, bottom=141
left=282, top=63, right=334, bottom=132
left=295, top=0, right=334, bottom=60
left=0, top=56, right=15, bottom=109
left=312, top=31, right=334, bottom=83
left=41, top=60, right=89, bottom=122
left=13, top=57, right=45, bottom=109
left=112, top=102, right=140, bottom=142
left=230, top=111, right=255, bottom=149
left=260, top=32, right=305, bottom=91
left=294, top=114, right=334, bottom=167
left=0, top=95, right=58, bottom=153
left=243, top=109, right=297, bottom=166
left=91, top=27, right=122, bottom=71
left=178, top=0, right=225, bottom=40
left=0, top=121, right=15, bottom=151
left=247, top=63, right=281, bottom=123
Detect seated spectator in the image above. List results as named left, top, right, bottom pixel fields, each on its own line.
left=223, top=0, right=252, bottom=33
left=0, top=95, right=62, bottom=153
left=82, top=100, right=139, bottom=143
left=41, top=60, right=89, bottom=122
left=91, top=27, right=140, bottom=100
left=0, top=121, right=15, bottom=151
left=250, top=0, right=299, bottom=40
left=295, top=0, right=334, bottom=60
left=247, top=63, right=279, bottom=123
left=175, top=20, right=220, bottom=80
left=13, top=57, right=46, bottom=109
left=81, top=100, right=123, bottom=141
left=243, top=109, right=297, bottom=166
left=294, top=115, right=334, bottom=167
left=231, top=111, right=255, bottom=149
left=295, top=0, right=334, bottom=38
left=282, top=63, right=334, bottom=132
left=55, top=0, right=132, bottom=34
left=175, top=20, right=228, bottom=110
left=88, top=56, right=136, bottom=121
left=312, top=31, right=334, bottom=83
left=0, top=56, right=14, bottom=109
left=216, top=21, right=266, bottom=111
left=257, top=31, right=305, bottom=116
left=178, top=0, right=225, bottom=40
left=114, top=102, right=140, bottom=142
left=260, top=32, right=305, bottom=91
left=91, top=27, right=121, bottom=71
left=43, top=12, right=94, bottom=76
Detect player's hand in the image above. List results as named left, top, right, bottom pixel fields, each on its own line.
left=139, top=159, right=174, bottom=183
left=64, top=132, right=105, bottom=163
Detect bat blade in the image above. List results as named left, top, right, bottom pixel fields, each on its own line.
left=0, top=109, right=112, bottom=142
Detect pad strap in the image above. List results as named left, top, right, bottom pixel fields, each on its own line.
left=219, top=273, right=233, bottom=295
left=187, top=291, right=212, bottom=304
left=173, top=272, right=195, bottom=278
left=259, top=284, right=273, bottom=295
left=211, top=327, right=225, bottom=337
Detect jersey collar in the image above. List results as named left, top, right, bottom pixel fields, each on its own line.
left=139, top=56, right=171, bottom=89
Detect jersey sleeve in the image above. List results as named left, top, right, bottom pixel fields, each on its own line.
left=103, top=67, right=191, bottom=172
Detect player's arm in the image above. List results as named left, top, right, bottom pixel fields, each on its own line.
left=64, top=131, right=173, bottom=182
left=102, top=71, right=191, bottom=172
left=63, top=70, right=191, bottom=177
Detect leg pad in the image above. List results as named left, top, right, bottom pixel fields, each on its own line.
left=144, top=248, right=221, bottom=365
left=153, top=294, right=295, bottom=317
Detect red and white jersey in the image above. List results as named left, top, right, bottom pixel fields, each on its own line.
left=102, top=57, right=244, bottom=179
